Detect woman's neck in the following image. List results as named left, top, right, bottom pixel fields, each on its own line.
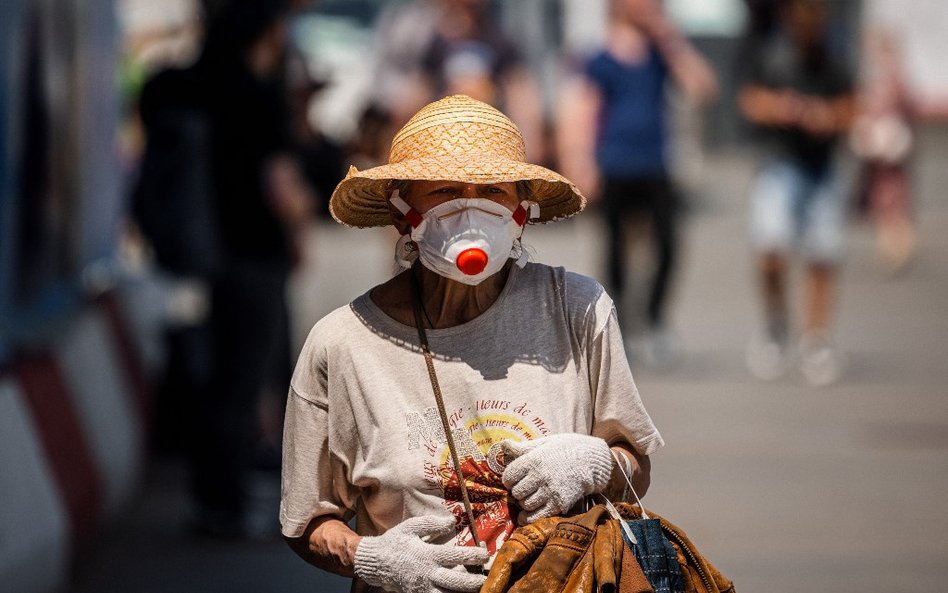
left=372, top=261, right=513, bottom=329
left=414, top=262, right=512, bottom=328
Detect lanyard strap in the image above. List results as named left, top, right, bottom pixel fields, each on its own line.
left=409, top=271, right=482, bottom=547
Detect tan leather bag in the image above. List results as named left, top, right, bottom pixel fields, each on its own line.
left=480, top=503, right=734, bottom=593
left=481, top=504, right=651, bottom=593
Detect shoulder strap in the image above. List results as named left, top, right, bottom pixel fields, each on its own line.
left=409, top=271, right=482, bottom=548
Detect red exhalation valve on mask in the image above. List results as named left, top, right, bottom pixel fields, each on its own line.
left=456, top=248, right=489, bottom=276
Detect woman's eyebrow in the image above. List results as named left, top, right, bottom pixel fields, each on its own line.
left=425, top=183, right=461, bottom=194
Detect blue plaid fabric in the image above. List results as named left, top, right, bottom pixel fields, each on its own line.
left=622, top=518, right=684, bottom=593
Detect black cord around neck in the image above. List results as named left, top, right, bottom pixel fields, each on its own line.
left=410, top=264, right=436, bottom=329
left=407, top=265, right=483, bottom=552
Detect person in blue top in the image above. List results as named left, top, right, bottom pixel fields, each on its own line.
left=557, top=0, right=717, bottom=368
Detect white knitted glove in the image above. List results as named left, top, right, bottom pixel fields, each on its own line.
left=500, top=433, right=613, bottom=523
left=353, top=515, right=488, bottom=593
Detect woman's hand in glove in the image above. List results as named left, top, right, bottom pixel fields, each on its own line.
left=500, top=433, right=613, bottom=523
left=353, top=514, right=488, bottom=593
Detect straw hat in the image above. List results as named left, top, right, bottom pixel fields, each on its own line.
left=329, top=94, right=586, bottom=227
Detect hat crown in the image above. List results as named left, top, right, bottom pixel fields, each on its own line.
left=389, top=95, right=526, bottom=164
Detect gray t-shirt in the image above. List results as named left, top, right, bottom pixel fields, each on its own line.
left=280, top=262, right=663, bottom=556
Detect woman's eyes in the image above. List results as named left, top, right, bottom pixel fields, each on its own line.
left=431, top=186, right=508, bottom=195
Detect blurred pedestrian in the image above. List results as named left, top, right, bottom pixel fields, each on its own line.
left=132, top=54, right=219, bottom=462
left=556, top=0, right=718, bottom=369
left=189, top=0, right=313, bottom=537
left=369, top=0, right=441, bottom=136
left=368, top=0, right=545, bottom=164
left=285, top=48, right=346, bottom=220
left=739, top=0, right=855, bottom=386
left=850, top=26, right=917, bottom=273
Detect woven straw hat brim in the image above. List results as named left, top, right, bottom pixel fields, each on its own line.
left=330, top=155, right=587, bottom=228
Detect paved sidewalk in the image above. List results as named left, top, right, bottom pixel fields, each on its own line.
left=69, top=132, right=948, bottom=593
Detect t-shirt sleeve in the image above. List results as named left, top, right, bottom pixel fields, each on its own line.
left=563, top=272, right=664, bottom=455
left=279, top=326, right=354, bottom=538
left=586, top=299, right=664, bottom=456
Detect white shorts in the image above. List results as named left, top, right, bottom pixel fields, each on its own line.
left=748, top=159, right=845, bottom=263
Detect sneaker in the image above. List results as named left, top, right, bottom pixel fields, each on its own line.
left=798, top=333, right=842, bottom=387
left=746, top=331, right=791, bottom=380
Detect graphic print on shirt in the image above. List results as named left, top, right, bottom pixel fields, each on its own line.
left=405, top=398, right=552, bottom=555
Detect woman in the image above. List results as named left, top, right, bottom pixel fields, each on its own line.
left=281, top=95, right=663, bottom=593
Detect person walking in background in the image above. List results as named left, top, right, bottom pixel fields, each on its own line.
left=850, top=26, right=917, bottom=273
left=368, top=0, right=441, bottom=148
left=185, top=0, right=312, bottom=537
left=369, top=0, right=546, bottom=164
left=285, top=48, right=346, bottom=220
left=739, top=0, right=855, bottom=386
left=556, top=0, right=717, bottom=369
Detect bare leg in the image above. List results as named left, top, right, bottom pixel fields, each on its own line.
left=877, top=210, right=916, bottom=272
left=760, top=252, right=789, bottom=340
left=799, top=261, right=842, bottom=386
left=804, top=262, right=835, bottom=335
left=746, top=251, right=792, bottom=379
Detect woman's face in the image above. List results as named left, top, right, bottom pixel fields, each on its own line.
left=403, top=180, right=520, bottom=214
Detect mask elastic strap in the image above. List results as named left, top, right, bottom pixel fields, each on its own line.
left=394, top=233, right=417, bottom=268
left=512, top=200, right=540, bottom=226
left=511, top=201, right=537, bottom=269
left=389, top=189, right=423, bottom=228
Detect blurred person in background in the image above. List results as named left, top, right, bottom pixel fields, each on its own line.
left=739, top=0, right=854, bottom=386
left=556, top=0, right=718, bottom=369
left=281, top=95, right=661, bottom=593
left=135, top=0, right=315, bottom=537
left=368, top=0, right=441, bottom=148
left=369, top=0, right=546, bottom=164
left=195, top=0, right=315, bottom=537
left=348, top=103, right=396, bottom=171
left=132, top=27, right=220, bottom=465
left=850, top=26, right=917, bottom=273
left=285, top=48, right=346, bottom=219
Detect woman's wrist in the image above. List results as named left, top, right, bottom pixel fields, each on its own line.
left=293, top=516, right=362, bottom=577
left=344, top=533, right=364, bottom=567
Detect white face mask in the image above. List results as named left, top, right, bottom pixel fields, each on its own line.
left=390, top=190, right=538, bottom=285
